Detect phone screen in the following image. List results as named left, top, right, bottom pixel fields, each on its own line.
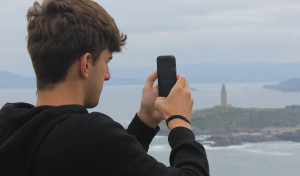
left=157, top=55, right=177, bottom=97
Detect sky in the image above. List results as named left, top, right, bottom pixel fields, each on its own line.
left=0, top=0, right=300, bottom=76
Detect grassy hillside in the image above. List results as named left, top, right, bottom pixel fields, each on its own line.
left=191, top=106, right=300, bottom=131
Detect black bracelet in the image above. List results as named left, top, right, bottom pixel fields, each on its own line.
left=166, top=115, right=190, bottom=127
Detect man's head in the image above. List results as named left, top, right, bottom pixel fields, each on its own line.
left=27, top=0, right=126, bottom=91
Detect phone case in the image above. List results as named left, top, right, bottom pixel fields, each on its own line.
left=157, top=55, right=177, bottom=97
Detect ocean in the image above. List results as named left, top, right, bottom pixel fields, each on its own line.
left=1, top=82, right=300, bottom=176
left=149, top=136, right=300, bottom=176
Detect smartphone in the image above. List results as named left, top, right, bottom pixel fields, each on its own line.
left=157, top=55, right=177, bottom=97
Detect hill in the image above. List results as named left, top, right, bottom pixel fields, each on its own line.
left=263, top=78, right=300, bottom=92
left=189, top=106, right=300, bottom=146
left=108, top=62, right=300, bottom=84
left=191, top=106, right=300, bottom=131
left=2, top=62, right=300, bottom=87
left=0, top=71, right=35, bottom=89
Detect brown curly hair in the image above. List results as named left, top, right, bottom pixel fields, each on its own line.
left=27, top=0, right=127, bottom=90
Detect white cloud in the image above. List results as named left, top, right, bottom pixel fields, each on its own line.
left=205, top=9, right=269, bottom=22
left=261, top=3, right=300, bottom=12
left=1, top=0, right=300, bottom=74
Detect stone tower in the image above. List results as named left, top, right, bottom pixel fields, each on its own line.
left=221, top=84, right=227, bottom=106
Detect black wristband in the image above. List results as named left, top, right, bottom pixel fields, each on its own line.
left=166, top=115, right=190, bottom=127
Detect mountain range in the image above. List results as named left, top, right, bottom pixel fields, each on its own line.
left=1, top=62, right=300, bottom=88
left=263, top=78, right=300, bottom=92
left=0, top=71, right=35, bottom=89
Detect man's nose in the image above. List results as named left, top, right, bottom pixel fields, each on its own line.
left=105, top=64, right=110, bottom=81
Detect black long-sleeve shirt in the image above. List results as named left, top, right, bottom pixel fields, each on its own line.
left=0, top=103, right=209, bottom=176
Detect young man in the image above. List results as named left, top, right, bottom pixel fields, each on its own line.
left=0, top=0, right=209, bottom=175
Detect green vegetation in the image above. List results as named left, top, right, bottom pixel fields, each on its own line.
left=191, top=106, right=300, bottom=131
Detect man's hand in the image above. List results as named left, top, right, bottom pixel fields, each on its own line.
left=137, top=70, right=163, bottom=128
left=155, top=75, right=193, bottom=130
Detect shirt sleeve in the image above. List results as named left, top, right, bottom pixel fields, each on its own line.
left=86, top=114, right=210, bottom=176
left=169, top=127, right=210, bottom=175
left=126, top=113, right=160, bottom=151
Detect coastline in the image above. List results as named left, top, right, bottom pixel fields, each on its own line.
left=157, top=131, right=300, bottom=147
left=157, top=124, right=300, bottom=147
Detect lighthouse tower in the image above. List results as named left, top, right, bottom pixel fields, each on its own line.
left=221, top=84, right=227, bottom=106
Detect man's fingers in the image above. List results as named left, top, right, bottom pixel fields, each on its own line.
left=145, top=70, right=158, bottom=88
left=155, top=97, right=165, bottom=107
left=155, top=97, right=166, bottom=104
left=153, top=84, right=158, bottom=90
left=185, top=80, right=190, bottom=91
left=174, top=75, right=186, bottom=89
left=156, top=96, right=166, bottom=101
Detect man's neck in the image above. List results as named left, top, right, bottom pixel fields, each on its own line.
left=36, top=82, right=84, bottom=107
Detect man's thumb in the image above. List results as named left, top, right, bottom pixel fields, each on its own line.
left=156, top=97, right=166, bottom=101
left=155, top=97, right=165, bottom=107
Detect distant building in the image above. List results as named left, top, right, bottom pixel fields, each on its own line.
left=221, top=84, right=227, bottom=106
left=214, top=83, right=231, bottom=108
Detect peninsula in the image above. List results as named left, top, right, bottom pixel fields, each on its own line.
left=158, top=106, right=300, bottom=146
left=192, top=106, right=300, bottom=146
left=263, top=78, right=300, bottom=92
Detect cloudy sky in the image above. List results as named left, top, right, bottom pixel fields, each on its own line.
left=0, top=0, right=299, bottom=76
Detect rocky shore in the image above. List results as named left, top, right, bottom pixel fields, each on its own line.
left=203, top=134, right=278, bottom=147
left=158, top=123, right=300, bottom=147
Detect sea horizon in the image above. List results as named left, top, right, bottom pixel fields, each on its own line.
left=1, top=83, right=300, bottom=176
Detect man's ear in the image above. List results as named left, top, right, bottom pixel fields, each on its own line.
left=80, top=53, right=92, bottom=78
